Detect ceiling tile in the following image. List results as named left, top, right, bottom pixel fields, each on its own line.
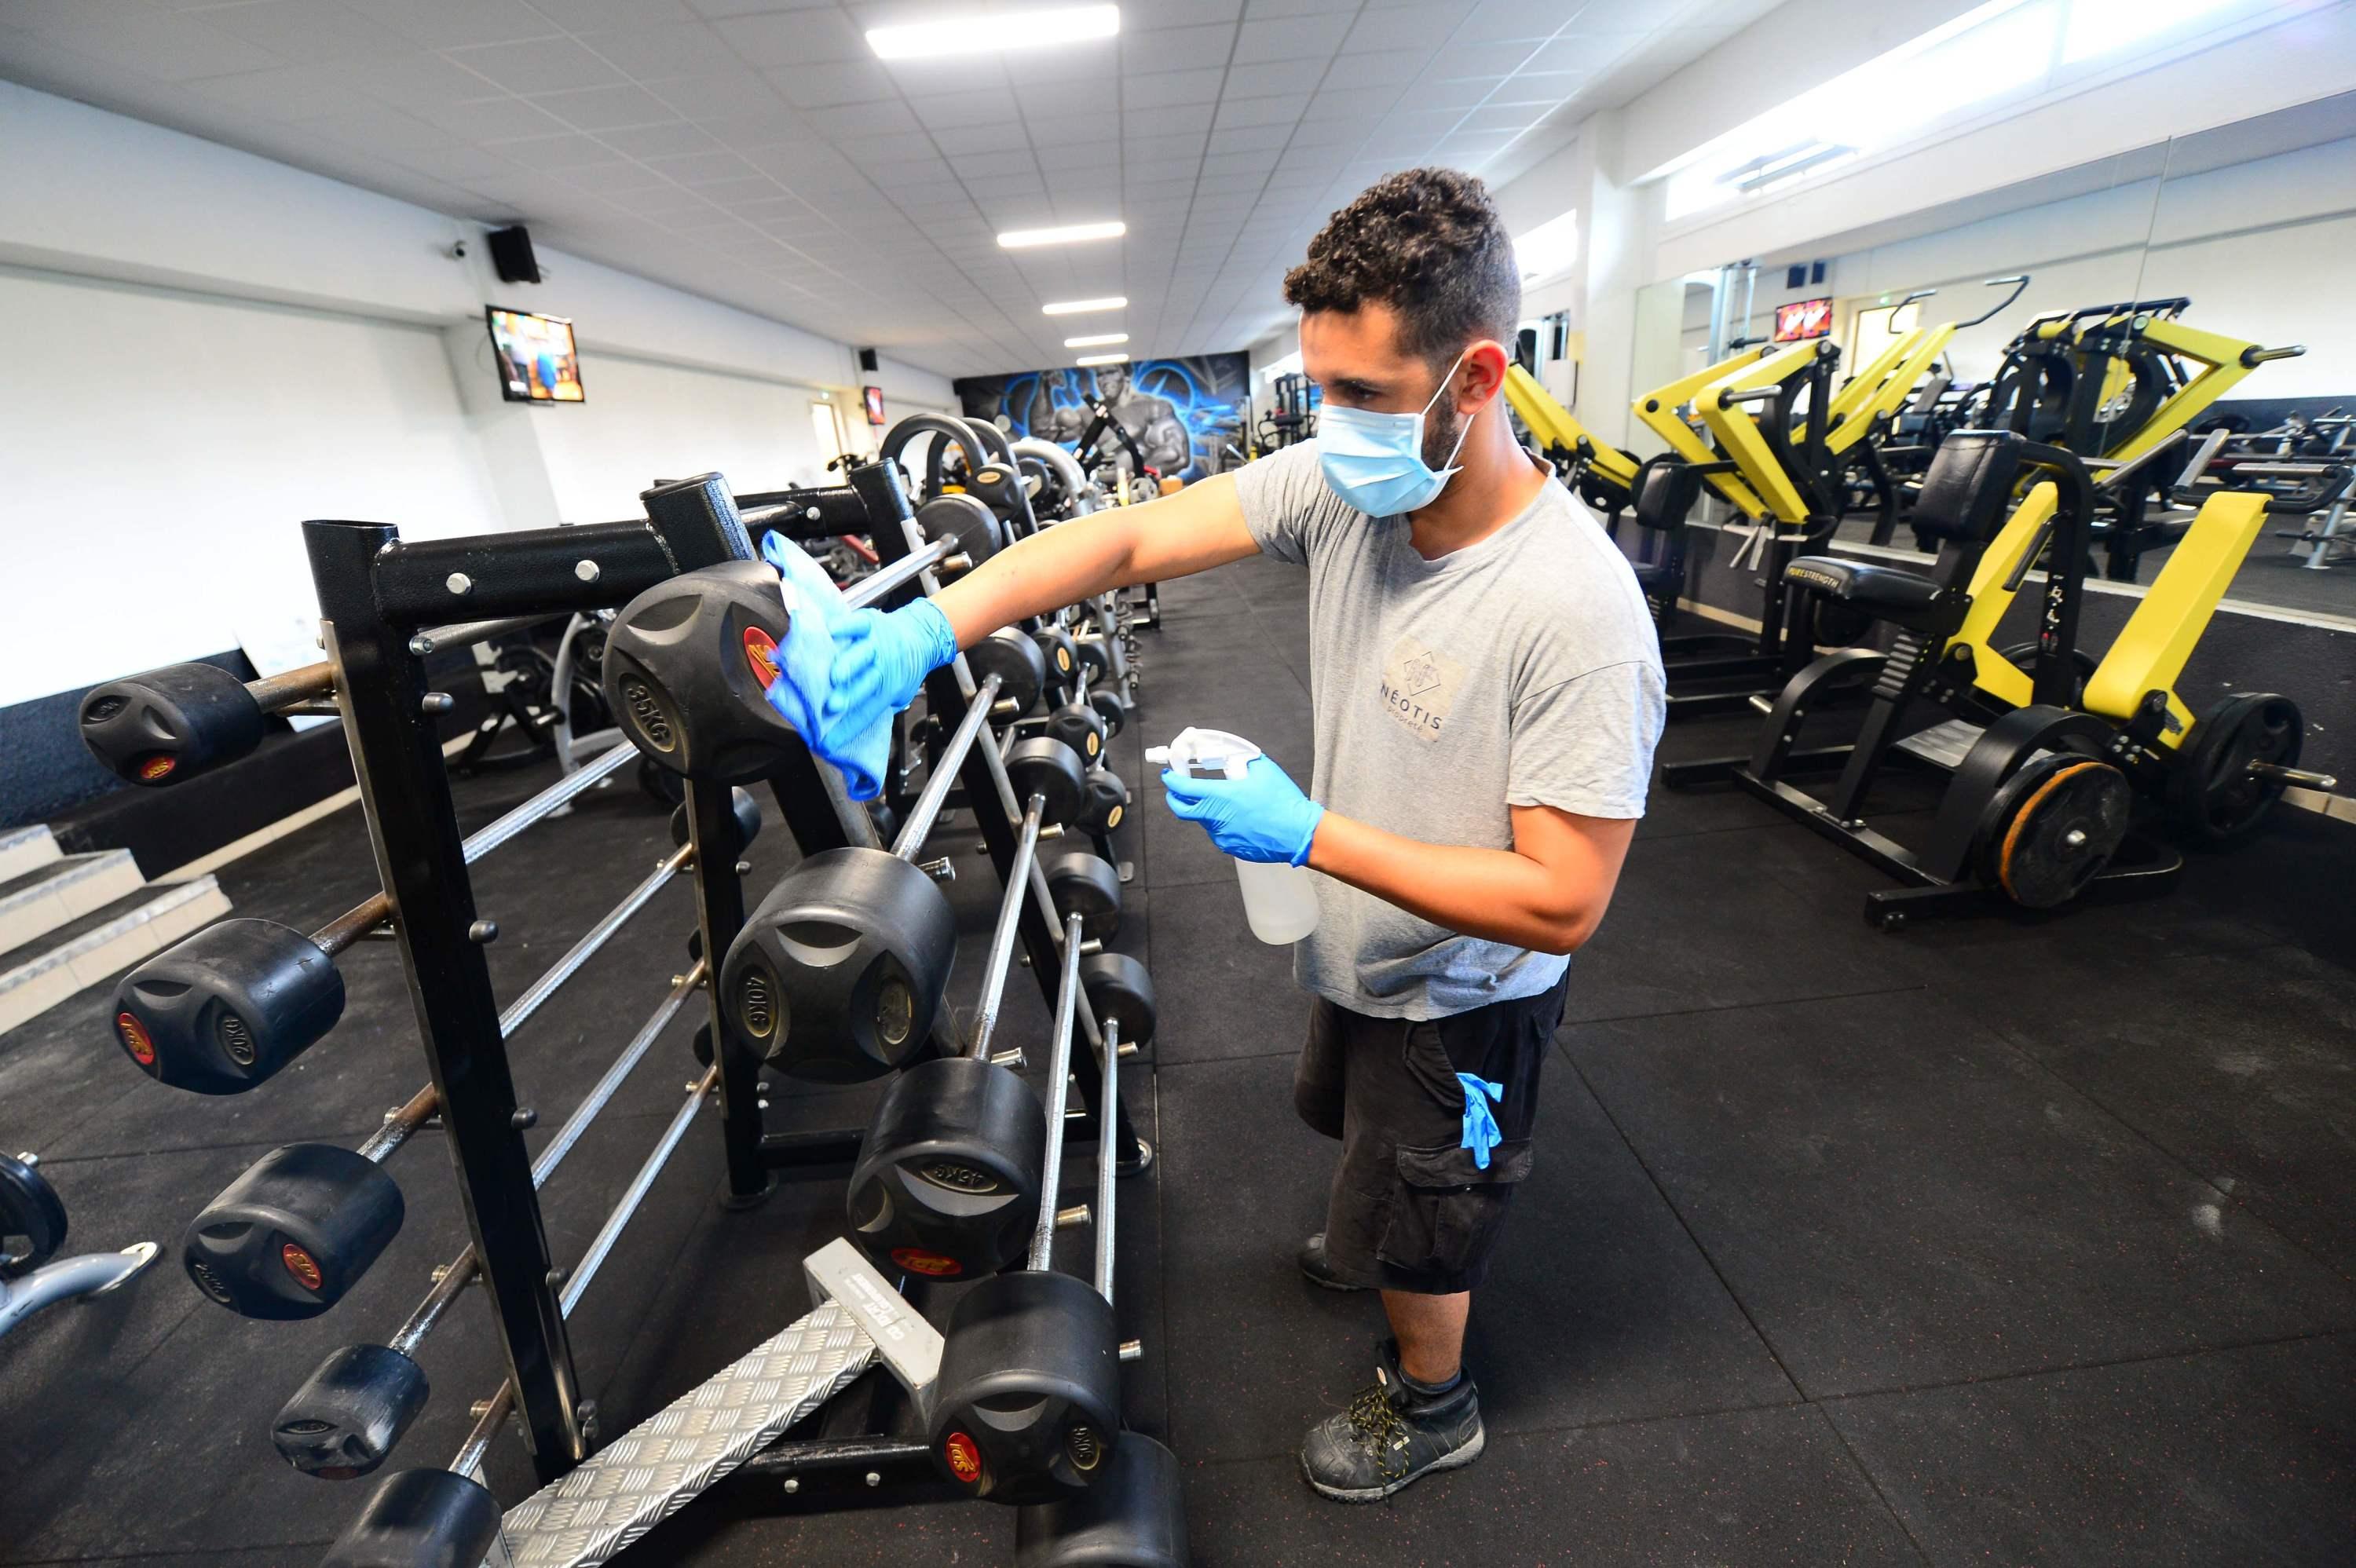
left=451, top=37, right=624, bottom=94
left=714, top=7, right=873, bottom=66
left=766, top=59, right=898, bottom=108
left=1120, top=23, right=1236, bottom=74
left=1208, top=122, right=1293, bottom=155
left=1328, top=47, right=1425, bottom=86
left=484, top=130, right=625, bottom=169
left=1121, top=65, right=1225, bottom=109
left=534, top=82, right=677, bottom=130
left=346, top=0, right=561, bottom=50
left=528, top=0, right=696, bottom=27
left=1221, top=57, right=1328, bottom=98
left=572, top=24, right=741, bottom=77
left=413, top=94, right=572, bottom=141
left=28, top=4, right=287, bottom=82
left=1019, top=72, right=1114, bottom=114
left=1458, top=0, right=1577, bottom=44
left=1232, top=12, right=1351, bottom=64
left=188, top=63, right=373, bottom=121
left=1126, top=101, right=1213, bottom=136
left=592, top=119, right=721, bottom=158
left=200, top=1, right=416, bottom=64
left=1212, top=96, right=1300, bottom=131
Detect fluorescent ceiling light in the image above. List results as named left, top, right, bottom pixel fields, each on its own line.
left=1043, top=296, right=1127, bottom=315
left=1075, top=353, right=1129, bottom=367
left=1065, top=332, right=1129, bottom=346
left=869, top=5, right=1119, bottom=61
left=1000, top=220, right=1125, bottom=249
left=2062, top=0, right=2237, bottom=63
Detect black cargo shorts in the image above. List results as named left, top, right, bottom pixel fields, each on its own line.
left=1294, top=973, right=1568, bottom=1295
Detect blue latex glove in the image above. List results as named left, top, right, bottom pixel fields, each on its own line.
left=818, top=599, right=956, bottom=756
left=1159, top=755, right=1325, bottom=866
left=754, top=533, right=948, bottom=800
left=1458, top=1074, right=1505, bottom=1171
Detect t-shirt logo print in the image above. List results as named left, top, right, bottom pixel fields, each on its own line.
left=1377, top=635, right=1465, bottom=743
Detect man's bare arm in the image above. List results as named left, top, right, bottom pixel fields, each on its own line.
left=1305, top=803, right=1636, bottom=956
left=930, top=473, right=1261, bottom=649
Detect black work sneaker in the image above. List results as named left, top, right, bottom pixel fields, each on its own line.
left=1297, top=1233, right=1368, bottom=1292
left=1299, top=1346, right=1484, bottom=1502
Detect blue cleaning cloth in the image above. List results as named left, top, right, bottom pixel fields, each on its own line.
left=1458, top=1073, right=1505, bottom=1171
left=756, top=534, right=892, bottom=799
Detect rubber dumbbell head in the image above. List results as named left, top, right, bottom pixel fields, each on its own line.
left=1044, top=704, right=1107, bottom=766
left=275, top=1343, right=430, bottom=1479
left=1077, top=769, right=1128, bottom=836
left=1043, top=849, right=1122, bottom=941
left=722, top=847, right=956, bottom=1082
left=0, top=1153, right=69, bottom=1279
left=183, top=1143, right=404, bottom=1320
left=668, top=785, right=764, bottom=857
left=1004, top=736, right=1088, bottom=829
left=79, top=662, right=265, bottom=786
left=918, top=492, right=1006, bottom=568
left=1087, top=688, right=1126, bottom=740
left=320, top=1468, right=503, bottom=1568
left=931, top=1269, right=1121, bottom=1504
left=1078, top=952, right=1155, bottom=1049
left=1074, top=634, right=1111, bottom=684
left=603, top=560, right=801, bottom=784
left=847, top=1056, right=1048, bottom=1280
left=113, top=919, right=346, bottom=1095
left=968, top=629, right=1048, bottom=719
left=1030, top=625, right=1081, bottom=689
left=1013, top=1434, right=1188, bottom=1568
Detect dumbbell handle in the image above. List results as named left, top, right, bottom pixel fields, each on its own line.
left=387, top=962, right=706, bottom=1358
left=1094, top=1014, right=1121, bottom=1303
left=353, top=1084, right=444, bottom=1166
left=1027, top=911, right=1087, bottom=1274
left=890, top=674, right=1003, bottom=863
left=970, top=795, right=1048, bottom=1062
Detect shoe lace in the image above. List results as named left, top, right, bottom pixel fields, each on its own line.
left=1344, top=1375, right=1413, bottom=1482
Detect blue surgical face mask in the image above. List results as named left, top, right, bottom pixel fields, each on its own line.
left=1317, top=349, right=1472, bottom=516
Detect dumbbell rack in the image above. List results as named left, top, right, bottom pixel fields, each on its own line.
left=302, top=456, right=1146, bottom=1500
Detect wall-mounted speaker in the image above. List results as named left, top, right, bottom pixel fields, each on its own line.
left=1811, top=260, right=1827, bottom=285
left=1785, top=265, right=1806, bottom=290
left=487, top=225, right=540, bottom=285
left=858, top=346, right=880, bottom=372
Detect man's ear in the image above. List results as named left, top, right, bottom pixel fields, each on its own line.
left=1456, top=339, right=1510, bottom=409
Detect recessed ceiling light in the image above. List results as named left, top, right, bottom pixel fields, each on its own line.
left=999, top=220, right=1125, bottom=249
left=1063, top=332, right=1129, bottom=347
left=869, top=5, right=1119, bottom=61
left=1075, top=353, right=1129, bottom=367
left=1043, top=296, right=1127, bottom=316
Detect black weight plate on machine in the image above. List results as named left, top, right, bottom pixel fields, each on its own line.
left=2168, top=693, right=2303, bottom=845
left=1976, top=755, right=2131, bottom=909
left=1078, top=952, right=1155, bottom=1049
left=1077, top=769, right=1128, bottom=836
left=722, top=846, right=957, bottom=1082
left=183, top=1143, right=404, bottom=1319
left=847, top=1055, right=1048, bottom=1281
left=1998, top=641, right=2097, bottom=708
left=113, top=918, right=346, bottom=1095
left=931, top=1269, right=1121, bottom=1504
left=78, top=662, right=266, bottom=787
left=0, top=1152, right=69, bottom=1278
left=1043, top=849, right=1121, bottom=940
left=1005, top=737, right=1088, bottom=828
left=1014, top=1433, right=1188, bottom=1568
left=969, top=629, right=1048, bottom=718
left=1043, top=703, right=1106, bottom=765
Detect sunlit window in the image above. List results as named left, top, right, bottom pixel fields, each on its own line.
left=1514, top=209, right=1582, bottom=283
left=2063, top=0, right=2241, bottom=61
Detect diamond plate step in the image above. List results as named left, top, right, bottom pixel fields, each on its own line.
left=1891, top=717, right=1986, bottom=771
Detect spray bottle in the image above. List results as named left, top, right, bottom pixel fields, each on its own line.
left=1146, top=727, right=1321, bottom=945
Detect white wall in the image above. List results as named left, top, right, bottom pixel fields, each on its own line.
left=0, top=80, right=959, bottom=708
left=0, top=268, right=507, bottom=707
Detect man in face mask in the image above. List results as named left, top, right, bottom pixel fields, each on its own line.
left=776, top=167, right=1666, bottom=1503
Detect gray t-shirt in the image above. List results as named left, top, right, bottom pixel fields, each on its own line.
left=1234, top=439, right=1666, bottom=1021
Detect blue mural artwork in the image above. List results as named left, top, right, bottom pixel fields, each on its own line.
left=954, top=353, right=1249, bottom=483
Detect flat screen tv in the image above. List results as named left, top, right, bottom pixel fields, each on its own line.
left=1772, top=297, right=1833, bottom=342
left=486, top=306, right=584, bottom=403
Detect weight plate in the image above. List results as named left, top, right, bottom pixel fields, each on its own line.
left=1997, top=641, right=2096, bottom=708
left=1981, top=756, right=2131, bottom=909
left=2168, top=693, right=2303, bottom=846
left=0, top=1152, right=68, bottom=1278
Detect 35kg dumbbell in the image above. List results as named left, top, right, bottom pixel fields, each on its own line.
left=602, top=560, right=800, bottom=784
left=79, top=662, right=270, bottom=786
left=183, top=1136, right=408, bottom=1320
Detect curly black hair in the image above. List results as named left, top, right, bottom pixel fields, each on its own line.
left=1282, top=167, right=1520, bottom=367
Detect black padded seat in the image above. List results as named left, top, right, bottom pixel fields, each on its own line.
left=1632, top=458, right=1704, bottom=532
left=1784, top=556, right=1941, bottom=613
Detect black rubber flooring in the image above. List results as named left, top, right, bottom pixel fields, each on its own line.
left=3, top=556, right=2353, bottom=1566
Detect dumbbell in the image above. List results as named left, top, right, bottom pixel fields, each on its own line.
left=1031, top=623, right=1081, bottom=700
left=917, top=492, right=1006, bottom=578
left=1044, top=848, right=1122, bottom=941
left=272, top=963, right=708, bottom=1477
left=78, top=661, right=303, bottom=786
left=1077, top=769, right=1129, bottom=838
left=931, top=913, right=1124, bottom=1504
left=722, top=679, right=1077, bottom=1084
left=845, top=747, right=1063, bottom=1279
left=605, top=543, right=958, bottom=784
left=968, top=627, right=1049, bottom=722
left=181, top=1087, right=432, bottom=1319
